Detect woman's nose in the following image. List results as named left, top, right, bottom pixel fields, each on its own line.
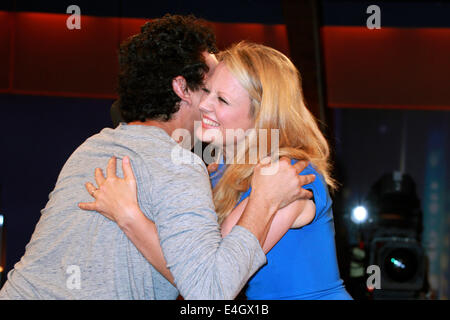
left=199, top=95, right=215, bottom=113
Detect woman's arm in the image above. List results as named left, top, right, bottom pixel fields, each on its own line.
left=221, top=198, right=315, bottom=253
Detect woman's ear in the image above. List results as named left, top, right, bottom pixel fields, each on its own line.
left=172, top=76, right=192, bottom=104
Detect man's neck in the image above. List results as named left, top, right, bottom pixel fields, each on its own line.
left=128, top=119, right=176, bottom=137
left=128, top=119, right=189, bottom=146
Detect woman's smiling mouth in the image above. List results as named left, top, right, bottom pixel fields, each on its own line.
left=202, top=115, right=220, bottom=128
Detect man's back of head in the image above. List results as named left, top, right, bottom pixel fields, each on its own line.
left=117, top=14, right=218, bottom=124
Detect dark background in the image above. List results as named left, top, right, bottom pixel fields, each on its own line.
left=0, top=0, right=449, bottom=299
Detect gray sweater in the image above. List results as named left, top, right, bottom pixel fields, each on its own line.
left=0, top=124, right=266, bottom=300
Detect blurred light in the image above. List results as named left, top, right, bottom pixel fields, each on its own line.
left=384, top=248, right=419, bottom=283
left=351, top=206, right=368, bottom=224
left=0, top=214, right=3, bottom=227
left=391, top=257, right=406, bottom=269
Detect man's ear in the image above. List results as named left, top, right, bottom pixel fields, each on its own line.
left=172, top=76, right=192, bottom=104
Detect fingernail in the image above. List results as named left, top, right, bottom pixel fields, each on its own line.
left=124, top=156, right=129, bottom=163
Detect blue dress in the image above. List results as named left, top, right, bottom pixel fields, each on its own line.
left=210, top=160, right=352, bottom=300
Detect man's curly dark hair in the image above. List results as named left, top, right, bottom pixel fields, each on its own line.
left=118, top=14, right=218, bottom=122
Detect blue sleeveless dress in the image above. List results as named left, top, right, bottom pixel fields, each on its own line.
left=210, top=160, right=352, bottom=300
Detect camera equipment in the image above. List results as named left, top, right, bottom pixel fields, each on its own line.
left=346, top=171, right=426, bottom=299
left=369, top=230, right=425, bottom=298
left=365, top=172, right=425, bottom=299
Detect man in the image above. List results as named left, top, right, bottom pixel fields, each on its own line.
left=0, top=14, right=314, bottom=299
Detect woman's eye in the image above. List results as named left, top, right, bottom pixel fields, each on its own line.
left=201, top=88, right=210, bottom=93
left=218, top=97, right=229, bottom=105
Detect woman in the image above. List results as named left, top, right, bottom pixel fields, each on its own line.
left=80, top=42, right=352, bottom=300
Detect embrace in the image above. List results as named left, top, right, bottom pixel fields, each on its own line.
left=0, top=14, right=351, bottom=300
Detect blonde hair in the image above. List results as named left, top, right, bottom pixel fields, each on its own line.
left=213, top=41, right=337, bottom=223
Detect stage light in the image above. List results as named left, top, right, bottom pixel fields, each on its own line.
left=351, top=206, right=368, bottom=224
left=0, top=214, right=3, bottom=227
